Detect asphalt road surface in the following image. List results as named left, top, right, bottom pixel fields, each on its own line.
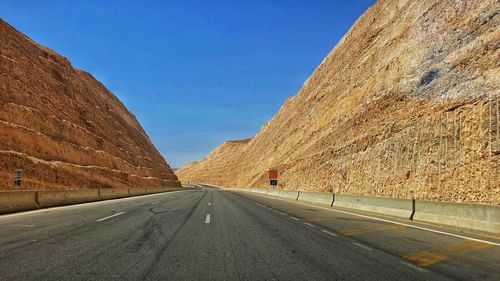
left=0, top=186, right=498, bottom=281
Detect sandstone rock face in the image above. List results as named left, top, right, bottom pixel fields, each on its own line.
left=180, top=139, right=251, bottom=185
left=177, top=0, right=499, bottom=204
left=0, top=19, right=180, bottom=190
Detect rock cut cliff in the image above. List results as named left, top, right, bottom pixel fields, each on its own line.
left=0, top=19, right=181, bottom=189
left=177, top=0, right=499, bottom=204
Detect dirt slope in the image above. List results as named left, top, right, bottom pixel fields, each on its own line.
left=0, top=19, right=180, bottom=189
left=177, top=0, right=499, bottom=204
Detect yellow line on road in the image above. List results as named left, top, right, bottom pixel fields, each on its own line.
left=303, top=217, right=328, bottom=222
left=341, top=224, right=406, bottom=236
left=403, top=240, right=492, bottom=267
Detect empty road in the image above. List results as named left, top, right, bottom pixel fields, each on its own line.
left=0, top=186, right=498, bottom=280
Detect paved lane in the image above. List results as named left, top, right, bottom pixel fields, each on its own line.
left=231, top=190, right=500, bottom=281
left=0, top=186, right=498, bottom=280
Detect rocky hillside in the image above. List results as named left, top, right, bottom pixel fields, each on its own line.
left=177, top=0, right=499, bottom=204
left=0, top=19, right=180, bottom=189
left=180, top=139, right=251, bottom=185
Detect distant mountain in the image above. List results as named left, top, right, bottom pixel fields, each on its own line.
left=176, top=0, right=499, bottom=204
left=0, top=19, right=180, bottom=189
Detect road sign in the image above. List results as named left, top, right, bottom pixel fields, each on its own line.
left=13, top=169, right=22, bottom=188
left=269, top=170, right=278, bottom=179
left=270, top=179, right=278, bottom=186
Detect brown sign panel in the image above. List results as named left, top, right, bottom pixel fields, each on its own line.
left=269, top=170, right=278, bottom=179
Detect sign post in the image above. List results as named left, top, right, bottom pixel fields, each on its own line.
left=13, top=169, right=22, bottom=188
left=269, top=169, right=278, bottom=189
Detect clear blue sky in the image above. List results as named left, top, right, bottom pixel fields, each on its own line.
left=1, top=0, right=375, bottom=168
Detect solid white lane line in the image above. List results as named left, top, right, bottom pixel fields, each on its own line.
left=205, top=213, right=211, bottom=224
left=242, top=193, right=500, bottom=247
left=322, top=229, right=338, bottom=237
left=151, top=201, right=160, bottom=205
left=303, top=222, right=315, bottom=228
left=352, top=242, right=373, bottom=251
left=400, top=261, right=427, bottom=272
left=97, top=212, right=125, bottom=222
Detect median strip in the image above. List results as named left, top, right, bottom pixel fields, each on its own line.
left=96, top=212, right=125, bottom=222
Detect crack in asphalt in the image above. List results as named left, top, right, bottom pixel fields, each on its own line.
left=141, top=190, right=208, bottom=279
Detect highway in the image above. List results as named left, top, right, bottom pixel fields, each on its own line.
left=0, top=186, right=498, bottom=280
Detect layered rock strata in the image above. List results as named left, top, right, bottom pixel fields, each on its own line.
left=0, top=19, right=180, bottom=189
left=177, top=0, right=499, bottom=204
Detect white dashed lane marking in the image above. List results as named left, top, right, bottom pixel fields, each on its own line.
left=97, top=212, right=125, bottom=222
left=400, top=261, right=427, bottom=272
left=321, top=229, right=338, bottom=237
left=352, top=242, right=373, bottom=251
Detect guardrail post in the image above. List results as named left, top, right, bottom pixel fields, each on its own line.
left=410, top=198, right=416, bottom=221
left=34, top=191, right=41, bottom=208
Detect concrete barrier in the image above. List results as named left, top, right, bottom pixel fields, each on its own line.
left=0, top=187, right=188, bottom=215
left=413, top=200, right=500, bottom=234
left=37, top=190, right=69, bottom=208
left=235, top=188, right=265, bottom=195
left=279, top=190, right=299, bottom=200
left=144, top=187, right=162, bottom=194
left=66, top=189, right=100, bottom=205
left=99, top=188, right=130, bottom=200
left=267, top=189, right=280, bottom=197
left=334, top=194, right=413, bottom=219
left=129, top=188, right=148, bottom=196
left=298, top=191, right=334, bottom=206
left=0, top=191, right=39, bottom=214
left=240, top=188, right=264, bottom=194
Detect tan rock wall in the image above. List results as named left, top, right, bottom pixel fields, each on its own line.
left=177, top=0, right=499, bottom=204
left=0, top=19, right=180, bottom=189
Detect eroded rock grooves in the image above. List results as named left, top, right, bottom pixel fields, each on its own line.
left=177, top=0, right=499, bottom=204
left=0, top=19, right=180, bottom=189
